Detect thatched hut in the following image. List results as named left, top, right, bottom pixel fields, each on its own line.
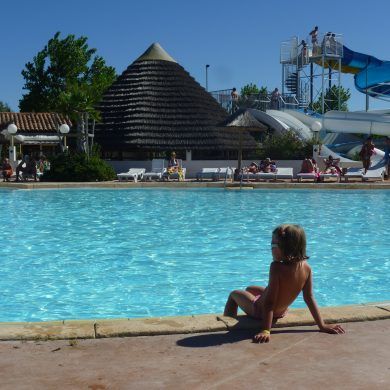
left=95, top=43, right=257, bottom=160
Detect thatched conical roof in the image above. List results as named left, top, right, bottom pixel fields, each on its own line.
left=95, top=43, right=256, bottom=152
left=221, top=108, right=268, bottom=130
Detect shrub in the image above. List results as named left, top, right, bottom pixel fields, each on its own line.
left=42, top=150, right=116, bottom=182
left=258, top=130, right=317, bottom=160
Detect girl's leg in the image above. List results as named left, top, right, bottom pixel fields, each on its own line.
left=224, top=290, right=256, bottom=317
left=245, top=285, right=265, bottom=296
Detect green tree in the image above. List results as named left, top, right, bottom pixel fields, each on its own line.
left=310, top=85, right=351, bottom=113
left=19, top=31, right=116, bottom=117
left=238, top=84, right=268, bottom=110
left=258, top=130, right=316, bottom=160
left=0, top=101, right=11, bottom=112
left=19, top=32, right=117, bottom=154
left=240, top=83, right=259, bottom=97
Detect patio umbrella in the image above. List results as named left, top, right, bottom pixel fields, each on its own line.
left=220, top=108, right=268, bottom=173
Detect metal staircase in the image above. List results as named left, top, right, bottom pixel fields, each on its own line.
left=281, top=34, right=343, bottom=113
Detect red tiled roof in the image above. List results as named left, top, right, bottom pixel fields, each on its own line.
left=0, top=112, right=72, bottom=133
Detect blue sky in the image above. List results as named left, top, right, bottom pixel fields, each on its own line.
left=2, top=0, right=390, bottom=112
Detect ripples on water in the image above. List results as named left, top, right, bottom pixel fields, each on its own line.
left=0, top=188, right=389, bottom=321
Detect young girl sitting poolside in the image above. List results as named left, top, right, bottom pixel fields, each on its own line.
left=224, top=224, right=345, bottom=343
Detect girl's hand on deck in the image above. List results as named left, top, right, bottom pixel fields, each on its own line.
left=320, top=324, right=345, bottom=334
left=253, top=331, right=270, bottom=343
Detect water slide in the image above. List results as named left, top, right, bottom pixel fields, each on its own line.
left=241, top=109, right=289, bottom=136
left=267, top=109, right=363, bottom=168
left=284, top=109, right=385, bottom=162
left=262, top=42, right=389, bottom=177
left=319, top=44, right=390, bottom=99
left=323, top=110, right=390, bottom=136
left=266, top=109, right=312, bottom=140
left=340, top=45, right=390, bottom=98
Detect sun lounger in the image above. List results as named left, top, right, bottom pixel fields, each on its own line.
left=297, top=172, right=317, bottom=182
left=241, top=168, right=293, bottom=182
left=319, top=172, right=340, bottom=182
left=196, top=167, right=234, bottom=181
left=342, top=159, right=386, bottom=182
left=117, top=168, right=146, bottom=182
left=217, top=167, right=234, bottom=181
left=343, top=167, right=363, bottom=182
left=143, top=159, right=166, bottom=181
left=275, top=168, right=293, bottom=181
left=196, top=168, right=219, bottom=181
left=362, top=160, right=386, bottom=182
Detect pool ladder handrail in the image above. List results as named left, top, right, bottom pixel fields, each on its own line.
left=223, top=166, right=234, bottom=189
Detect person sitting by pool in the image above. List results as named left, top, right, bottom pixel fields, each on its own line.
left=15, top=155, right=37, bottom=182
left=260, top=158, right=277, bottom=173
left=2, top=158, right=13, bottom=182
left=300, top=157, right=314, bottom=173
left=224, top=224, right=345, bottom=343
left=300, top=157, right=320, bottom=180
left=323, top=155, right=341, bottom=175
left=164, top=152, right=184, bottom=181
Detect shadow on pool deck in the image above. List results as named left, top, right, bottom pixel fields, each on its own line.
left=176, top=328, right=318, bottom=348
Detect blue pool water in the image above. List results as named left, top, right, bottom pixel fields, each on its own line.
left=0, top=188, right=389, bottom=322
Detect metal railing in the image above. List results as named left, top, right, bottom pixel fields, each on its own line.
left=210, top=89, right=299, bottom=113
left=210, top=89, right=234, bottom=112
left=280, top=33, right=343, bottom=65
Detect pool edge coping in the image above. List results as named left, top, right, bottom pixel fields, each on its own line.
left=1, top=302, right=389, bottom=341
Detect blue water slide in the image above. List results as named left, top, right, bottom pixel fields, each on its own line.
left=341, top=46, right=390, bottom=99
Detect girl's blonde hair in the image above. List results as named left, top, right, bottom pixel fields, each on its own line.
left=273, top=224, right=309, bottom=262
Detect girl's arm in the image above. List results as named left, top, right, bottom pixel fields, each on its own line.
left=253, top=262, right=279, bottom=343
left=303, top=269, right=345, bottom=334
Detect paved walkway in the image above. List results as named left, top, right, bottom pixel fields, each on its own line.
left=1, top=319, right=389, bottom=389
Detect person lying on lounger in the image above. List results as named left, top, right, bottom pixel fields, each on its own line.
left=243, top=162, right=260, bottom=174
left=260, top=158, right=277, bottom=173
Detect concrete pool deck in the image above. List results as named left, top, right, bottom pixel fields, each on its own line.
left=1, top=311, right=389, bottom=389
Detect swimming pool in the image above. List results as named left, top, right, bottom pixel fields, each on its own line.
left=0, top=188, right=389, bottom=322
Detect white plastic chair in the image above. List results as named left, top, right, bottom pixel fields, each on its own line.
left=196, top=168, right=219, bottom=181
left=117, top=168, right=146, bottom=182
left=143, top=159, right=167, bottom=181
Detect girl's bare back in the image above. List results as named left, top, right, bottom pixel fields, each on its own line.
left=255, top=261, right=311, bottom=318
